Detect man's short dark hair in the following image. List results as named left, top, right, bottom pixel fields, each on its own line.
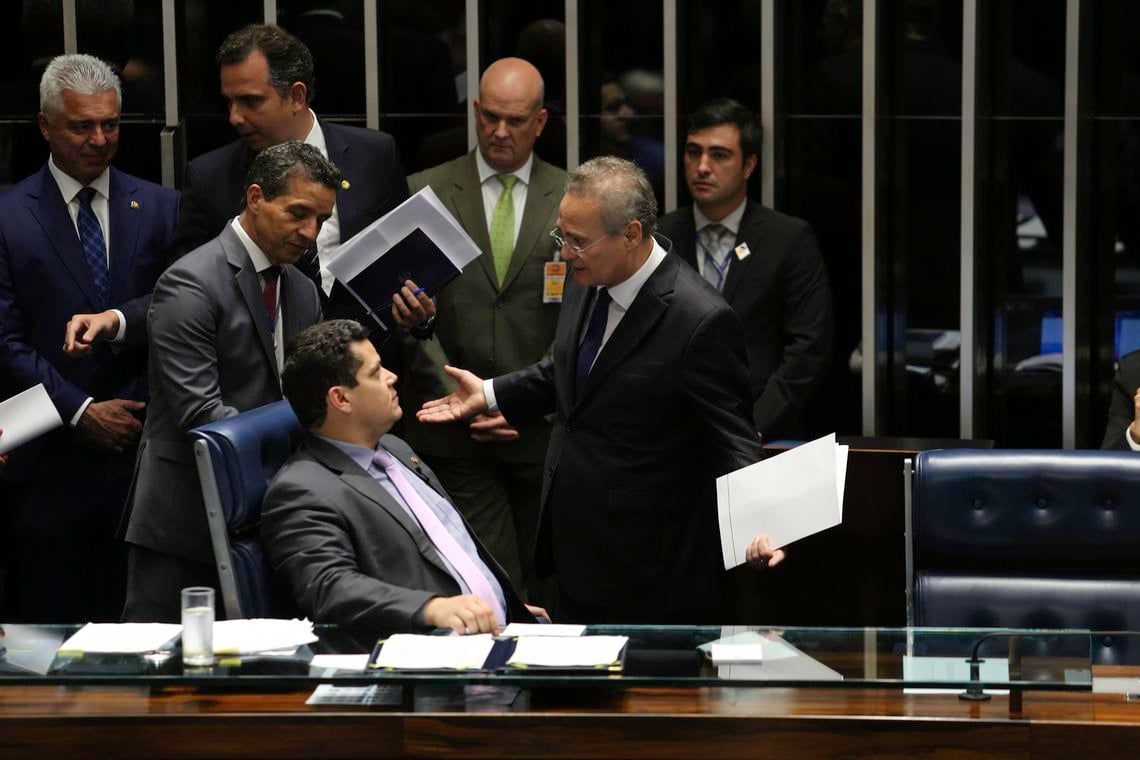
left=687, top=98, right=762, bottom=159
left=242, top=141, right=341, bottom=208
left=217, top=24, right=315, bottom=103
left=283, top=320, right=371, bottom=429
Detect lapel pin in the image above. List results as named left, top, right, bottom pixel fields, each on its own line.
left=410, top=455, right=421, bottom=465
left=129, top=200, right=140, bottom=210
left=340, top=180, right=350, bottom=190
left=734, top=242, right=751, bottom=261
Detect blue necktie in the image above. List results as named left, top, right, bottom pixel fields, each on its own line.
left=575, top=288, right=612, bottom=397
left=76, top=186, right=109, bottom=308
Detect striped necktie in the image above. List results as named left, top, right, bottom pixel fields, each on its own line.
left=76, top=186, right=109, bottom=307
left=699, top=223, right=731, bottom=291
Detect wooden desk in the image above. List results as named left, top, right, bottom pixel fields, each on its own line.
left=2, top=678, right=1138, bottom=759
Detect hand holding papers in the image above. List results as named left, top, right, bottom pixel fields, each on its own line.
left=326, top=186, right=481, bottom=335
left=0, top=384, right=63, bottom=455
left=717, top=433, right=848, bottom=570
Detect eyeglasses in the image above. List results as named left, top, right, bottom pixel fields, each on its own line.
left=549, top=228, right=610, bottom=257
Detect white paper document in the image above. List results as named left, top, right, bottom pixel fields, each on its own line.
left=0, top=384, right=63, bottom=454
left=58, top=623, right=181, bottom=654
left=702, top=628, right=843, bottom=681
left=717, top=433, right=847, bottom=569
left=709, top=642, right=765, bottom=664
left=500, top=623, right=586, bottom=638
left=506, top=636, right=628, bottom=668
left=375, top=633, right=495, bottom=670
left=212, top=618, right=317, bottom=655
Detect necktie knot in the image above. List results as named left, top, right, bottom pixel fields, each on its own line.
left=77, top=186, right=97, bottom=208
left=371, top=447, right=396, bottom=470
left=261, top=265, right=282, bottom=283
left=498, top=174, right=518, bottom=193
left=595, top=287, right=612, bottom=309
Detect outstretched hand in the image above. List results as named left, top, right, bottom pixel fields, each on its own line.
left=63, top=310, right=121, bottom=356
left=417, top=365, right=489, bottom=424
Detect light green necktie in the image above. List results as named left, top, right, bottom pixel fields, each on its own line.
left=490, top=174, right=519, bottom=284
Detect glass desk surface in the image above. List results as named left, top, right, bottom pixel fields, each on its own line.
left=0, top=624, right=1100, bottom=691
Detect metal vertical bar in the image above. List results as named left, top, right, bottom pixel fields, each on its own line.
left=903, top=457, right=915, bottom=627
left=263, top=0, right=277, bottom=23
left=760, top=0, right=776, bottom=207
left=960, top=0, right=978, bottom=438
left=62, top=0, right=77, bottom=54
left=663, top=0, right=678, bottom=212
left=1062, top=0, right=1080, bottom=449
left=160, top=0, right=180, bottom=188
left=565, top=0, right=579, bottom=170
left=466, top=0, right=479, bottom=152
left=364, top=0, right=380, bottom=130
left=861, top=0, right=878, bottom=435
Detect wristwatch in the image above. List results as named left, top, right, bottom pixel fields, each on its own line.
left=410, top=314, right=436, bottom=340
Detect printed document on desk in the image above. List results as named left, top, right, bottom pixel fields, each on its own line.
left=717, top=432, right=847, bottom=569
left=0, top=384, right=63, bottom=454
left=326, top=186, right=482, bottom=335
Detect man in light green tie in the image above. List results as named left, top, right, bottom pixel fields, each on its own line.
left=399, top=58, right=568, bottom=602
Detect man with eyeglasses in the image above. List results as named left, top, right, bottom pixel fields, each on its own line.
left=418, top=156, right=784, bottom=625
left=397, top=58, right=567, bottom=603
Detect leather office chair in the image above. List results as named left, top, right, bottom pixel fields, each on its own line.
left=907, top=449, right=1140, bottom=664
left=192, top=401, right=303, bottom=620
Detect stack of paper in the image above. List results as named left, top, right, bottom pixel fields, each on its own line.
left=506, top=636, right=628, bottom=668
left=58, top=623, right=181, bottom=654
left=717, top=432, right=848, bottom=569
left=374, top=634, right=495, bottom=670
left=212, top=618, right=317, bottom=655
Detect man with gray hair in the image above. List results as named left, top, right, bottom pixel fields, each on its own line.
left=121, top=141, right=335, bottom=622
left=0, top=54, right=179, bottom=622
left=417, top=157, right=783, bottom=624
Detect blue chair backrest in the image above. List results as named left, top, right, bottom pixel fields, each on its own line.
left=911, top=449, right=1140, bottom=664
left=191, top=401, right=303, bottom=619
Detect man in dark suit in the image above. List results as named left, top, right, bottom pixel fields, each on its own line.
left=121, top=142, right=336, bottom=622
left=172, top=24, right=421, bottom=348
left=1102, top=349, right=1140, bottom=450
left=399, top=58, right=567, bottom=599
left=0, top=54, right=179, bottom=622
left=418, top=157, right=784, bottom=624
left=657, top=99, right=833, bottom=441
left=263, top=320, right=545, bottom=635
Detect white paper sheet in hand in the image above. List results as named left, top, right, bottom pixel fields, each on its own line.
left=717, top=432, right=847, bottom=569
left=0, top=384, right=63, bottom=454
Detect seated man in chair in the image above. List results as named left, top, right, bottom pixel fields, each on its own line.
left=262, top=320, right=546, bottom=635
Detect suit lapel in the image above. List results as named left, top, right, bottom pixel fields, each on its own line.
left=107, top=168, right=142, bottom=306
left=322, top=122, right=361, bottom=235
left=279, top=266, right=312, bottom=346
left=448, top=152, right=499, bottom=290
left=722, top=201, right=762, bottom=304
left=26, top=165, right=103, bottom=310
left=500, top=158, right=558, bottom=292
left=575, top=256, right=674, bottom=408
left=221, top=226, right=279, bottom=381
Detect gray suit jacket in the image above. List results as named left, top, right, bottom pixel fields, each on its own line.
left=124, top=225, right=322, bottom=563
left=261, top=433, right=535, bottom=634
left=399, top=151, right=567, bottom=463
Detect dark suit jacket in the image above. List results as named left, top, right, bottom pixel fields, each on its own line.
left=0, top=164, right=179, bottom=482
left=400, top=150, right=567, bottom=463
left=656, top=201, right=833, bottom=440
left=1102, top=349, right=1140, bottom=450
left=493, top=248, right=763, bottom=621
left=123, top=225, right=322, bottom=564
left=261, top=433, right=535, bottom=634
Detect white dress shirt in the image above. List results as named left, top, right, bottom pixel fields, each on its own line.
left=484, top=238, right=668, bottom=410
left=231, top=217, right=285, bottom=374
left=692, top=197, right=747, bottom=280
left=301, top=110, right=343, bottom=296
left=48, top=156, right=128, bottom=425
left=475, top=148, right=532, bottom=243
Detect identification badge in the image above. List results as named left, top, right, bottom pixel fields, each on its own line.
left=543, top=261, right=567, bottom=303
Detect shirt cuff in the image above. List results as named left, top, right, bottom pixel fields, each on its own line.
left=109, top=309, right=127, bottom=343
left=483, top=378, right=499, bottom=412
left=70, top=397, right=94, bottom=427
left=1128, top=426, right=1140, bottom=451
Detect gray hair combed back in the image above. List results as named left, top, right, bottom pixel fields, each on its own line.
left=242, top=141, right=341, bottom=208
left=565, top=156, right=657, bottom=238
left=39, top=54, right=122, bottom=116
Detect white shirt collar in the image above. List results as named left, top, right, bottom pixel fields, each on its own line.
left=48, top=154, right=111, bottom=204
left=229, top=216, right=275, bottom=273
left=693, top=197, right=747, bottom=237
left=301, top=109, right=327, bottom=159
left=475, top=148, right=533, bottom=187
left=606, top=238, right=668, bottom=311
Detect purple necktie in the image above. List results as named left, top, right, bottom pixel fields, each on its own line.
left=371, top=447, right=506, bottom=626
